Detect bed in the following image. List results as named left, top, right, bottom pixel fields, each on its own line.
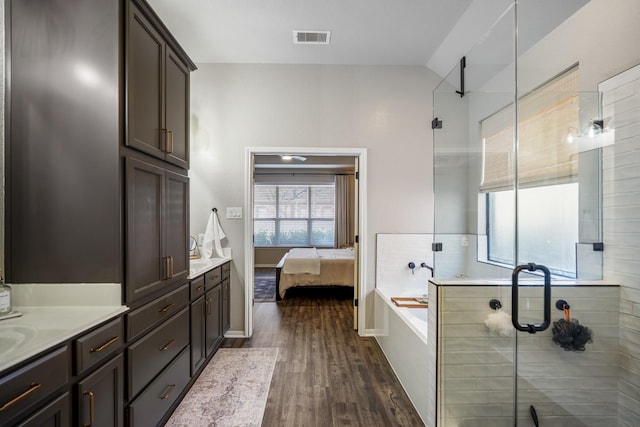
left=275, top=247, right=355, bottom=300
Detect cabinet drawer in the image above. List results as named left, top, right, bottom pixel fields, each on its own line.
left=127, top=346, right=190, bottom=427
left=0, top=346, right=70, bottom=425
left=204, top=266, right=222, bottom=289
left=221, top=262, right=231, bottom=279
left=127, top=284, right=188, bottom=341
left=127, top=307, right=189, bottom=399
left=74, top=317, right=123, bottom=374
left=189, top=275, right=205, bottom=300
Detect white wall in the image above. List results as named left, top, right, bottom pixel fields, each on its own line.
left=189, top=64, right=438, bottom=332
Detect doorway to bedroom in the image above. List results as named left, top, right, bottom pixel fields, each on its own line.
left=245, top=148, right=367, bottom=337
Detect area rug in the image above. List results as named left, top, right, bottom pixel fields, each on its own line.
left=165, top=348, right=278, bottom=427
left=254, top=267, right=276, bottom=302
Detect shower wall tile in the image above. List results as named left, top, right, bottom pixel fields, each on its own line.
left=601, top=62, right=640, bottom=425
left=436, top=283, right=619, bottom=427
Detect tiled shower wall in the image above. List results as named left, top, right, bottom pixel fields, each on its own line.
left=434, top=283, right=620, bottom=427
left=601, top=63, right=640, bottom=425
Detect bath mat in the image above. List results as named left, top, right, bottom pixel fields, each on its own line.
left=165, top=348, right=278, bottom=427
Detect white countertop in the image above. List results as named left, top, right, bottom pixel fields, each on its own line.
left=0, top=305, right=128, bottom=373
left=188, top=255, right=232, bottom=279
left=0, top=283, right=127, bottom=374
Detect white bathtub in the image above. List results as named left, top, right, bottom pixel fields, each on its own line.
left=374, top=287, right=433, bottom=425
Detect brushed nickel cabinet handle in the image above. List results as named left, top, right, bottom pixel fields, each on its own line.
left=90, top=336, right=119, bottom=353
left=159, top=338, right=176, bottom=351
left=159, top=384, right=176, bottom=400
left=83, top=391, right=95, bottom=427
left=196, top=285, right=204, bottom=292
left=158, top=302, right=175, bottom=313
left=0, top=383, right=42, bottom=412
left=206, top=297, right=212, bottom=315
left=170, top=256, right=174, bottom=278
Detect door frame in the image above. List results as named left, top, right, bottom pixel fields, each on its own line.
left=244, top=147, right=368, bottom=337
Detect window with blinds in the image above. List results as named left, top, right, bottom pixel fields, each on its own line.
left=254, top=184, right=335, bottom=247
left=482, top=66, right=580, bottom=277
left=481, top=66, right=579, bottom=191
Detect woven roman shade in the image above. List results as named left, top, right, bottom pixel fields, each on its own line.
left=480, top=67, right=579, bottom=192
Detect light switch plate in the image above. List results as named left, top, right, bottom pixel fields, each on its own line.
left=226, top=207, right=243, bottom=219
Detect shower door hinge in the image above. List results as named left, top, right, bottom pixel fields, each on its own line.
left=431, top=118, right=443, bottom=129
left=432, top=242, right=443, bottom=252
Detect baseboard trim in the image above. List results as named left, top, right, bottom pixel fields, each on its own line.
left=255, top=264, right=277, bottom=268
left=224, top=330, right=247, bottom=338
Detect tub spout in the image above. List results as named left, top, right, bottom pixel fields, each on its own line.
left=420, top=262, right=434, bottom=277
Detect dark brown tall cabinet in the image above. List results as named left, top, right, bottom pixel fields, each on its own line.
left=125, top=156, right=189, bottom=304
left=127, top=2, right=190, bottom=170
left=5, top=0, right=196, bottom=425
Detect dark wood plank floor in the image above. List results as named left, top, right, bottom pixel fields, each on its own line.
left=222, top=289, right=425, bottom=427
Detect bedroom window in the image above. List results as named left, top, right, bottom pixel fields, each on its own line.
left=254, top=184, right=335, bottom=247
left=481, top=66, right=579, bottom=277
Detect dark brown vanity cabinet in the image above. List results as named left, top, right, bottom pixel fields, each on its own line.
left=189, top=261, right=231, bottom=375
left=127, top=2, right=191, bottom=169
left=125, top=155, right=189, bottom=305
left=75, top=355, right=124, bottom=427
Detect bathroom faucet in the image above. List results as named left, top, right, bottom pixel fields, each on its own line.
left=420, top=262, right=434, bottom=277
left=408, top=262, right=416, bottom=275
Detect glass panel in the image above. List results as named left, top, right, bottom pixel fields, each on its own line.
left=433, top=1, right=516, bottom=282
left=278, top=186, right=309, bottom=218
left=278, top=220, right=308, bottom=246
left=310, top=220, right=334, bottom=246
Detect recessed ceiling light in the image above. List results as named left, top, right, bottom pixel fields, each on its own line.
left=293, top=30, right=331, bottom=45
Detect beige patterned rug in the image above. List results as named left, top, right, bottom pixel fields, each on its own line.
left=165, top=348, right=278, bottom=427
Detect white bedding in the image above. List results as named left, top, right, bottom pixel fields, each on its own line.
left=278, top=248, right=355, bottom=298
left=282, top=247, right=321, bottom=275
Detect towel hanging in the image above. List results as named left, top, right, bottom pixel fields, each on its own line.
left=202, top=209, right=226, bottom=258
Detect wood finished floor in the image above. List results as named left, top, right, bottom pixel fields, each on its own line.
left=222, top=290, right=425, bottom=427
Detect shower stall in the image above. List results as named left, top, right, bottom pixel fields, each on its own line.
left=430, top=0, right=630, bottom=425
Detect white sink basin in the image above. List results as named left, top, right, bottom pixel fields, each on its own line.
left=0, top=325, right=37, bottom=358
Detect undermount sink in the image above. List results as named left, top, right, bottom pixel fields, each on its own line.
left=0, top=325, right=38, bottom=358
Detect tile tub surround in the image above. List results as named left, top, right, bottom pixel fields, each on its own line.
left=0, top=282, right=127, bottom=372
left=375, top=288, right=433, bottom=425
left=432, top=280, right=620, bottom=427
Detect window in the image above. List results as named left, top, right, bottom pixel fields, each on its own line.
left=254, top=184, right=335, bottom=247
left=481, top=67, right=579, bottom=277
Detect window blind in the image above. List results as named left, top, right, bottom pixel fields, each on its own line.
left=480, top=67, right=579, bottom=192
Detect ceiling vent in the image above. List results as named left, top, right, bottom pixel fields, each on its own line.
left=293, top=30, right=331, bottom=45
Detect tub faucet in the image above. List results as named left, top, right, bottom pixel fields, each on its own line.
left=408, top=262, right=416, bottom=275
left=420, top=262, right=434, bottom=277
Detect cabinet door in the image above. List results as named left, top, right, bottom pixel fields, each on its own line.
left=164, top=170, right=189, bottom=286
left=76, top=355, right=124, bottom=427
left=125, top=157, right=164, bottom=303
left=127, top=3, right=165, bottom=159
left=165, top=47, right=190, bottom=169
left=205, top=286, right=222, bottom=357
left=190, top=296, right=206, bottom=375
left=222, top=278, right=230, bottom=334
left=16, top=393, right=70, bottom=427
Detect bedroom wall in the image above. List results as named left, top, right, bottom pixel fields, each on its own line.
left=189, top=64, right=438, bottom=333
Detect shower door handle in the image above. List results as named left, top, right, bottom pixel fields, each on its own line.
left=512, top=263, right=551, bottom=334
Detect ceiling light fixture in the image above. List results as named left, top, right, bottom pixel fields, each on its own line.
left=281, top=155, right=307, bottom=162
